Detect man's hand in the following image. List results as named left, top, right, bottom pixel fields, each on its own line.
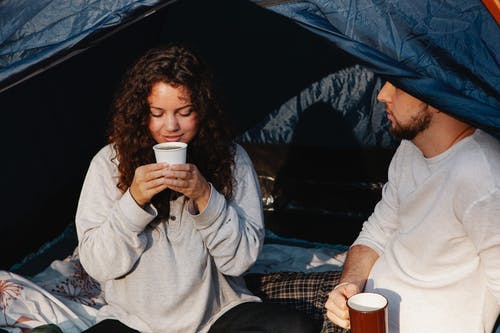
left=324, top=245, right=380, bottom=329
left=325, top=282, right=361, bottom=329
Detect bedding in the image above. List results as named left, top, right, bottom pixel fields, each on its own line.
left=245, top=271, right=347, bottom=333
left=1, top=225, right=348, bottom=333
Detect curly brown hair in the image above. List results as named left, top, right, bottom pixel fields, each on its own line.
left=108, top=43, right=235, bottom=219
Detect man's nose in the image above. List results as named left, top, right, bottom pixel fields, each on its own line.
left=377, top=81, right=395, bottom=103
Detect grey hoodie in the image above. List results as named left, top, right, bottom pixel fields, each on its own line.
left=76, top=144, right=264, bottom=333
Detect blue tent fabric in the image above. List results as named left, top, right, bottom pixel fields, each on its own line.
left=238, top=65, right=400, bottom=149
left=1, top=0, right=498, bottom=133
left=254, top=0, right=500, bottom=135
left=0, top=0, right=164, bottom=86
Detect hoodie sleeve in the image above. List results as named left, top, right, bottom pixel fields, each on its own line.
left=75, top=145, right=157, bottom=282
left=189, top=144, right=265, bottom=276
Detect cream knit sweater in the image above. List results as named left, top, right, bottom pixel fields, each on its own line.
left=354, top=130, right=500, bottom=333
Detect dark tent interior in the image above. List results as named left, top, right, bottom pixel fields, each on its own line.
left=0, top=0, right=396, bottom=270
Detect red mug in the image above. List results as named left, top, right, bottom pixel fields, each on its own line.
left=347, top=292, right=388, bottom=333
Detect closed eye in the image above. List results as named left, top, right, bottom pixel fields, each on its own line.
left=178, top=107, right=193, bottom=117
left=149, top=104, right=193, bottom=117
left=150, top=111, right=163, bottom=118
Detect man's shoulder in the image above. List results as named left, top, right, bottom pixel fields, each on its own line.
left=464, top=130, right=500, bottom=169
left=452, top=130, right=500, bottom=186
left=472, top=130, right=500, bottom=157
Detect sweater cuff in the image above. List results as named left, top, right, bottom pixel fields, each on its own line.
left=117, top=189, right=157, bottom=232
left=190, top=184, right=224, bottom=229
left=351, top=237, right=384, bottom=256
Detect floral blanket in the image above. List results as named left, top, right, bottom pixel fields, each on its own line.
left=0, top=251, right=102, bottom=333
left=1, top=244, right=345, bottom=332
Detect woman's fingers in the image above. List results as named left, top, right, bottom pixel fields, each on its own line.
left=162, top=163, right=192, bottom=179
left=130, top=162, right=209, bottom=206
left=130, top=163, right=170, bottom=206
left=163, top=164, right=209, bottom=201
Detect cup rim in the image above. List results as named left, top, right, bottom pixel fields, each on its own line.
left=153, top=142, right=187, bottom=151
left=347, top=292, right=388, bottom=312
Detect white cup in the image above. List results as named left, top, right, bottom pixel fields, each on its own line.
left=152, top=142, right=187, bottom=165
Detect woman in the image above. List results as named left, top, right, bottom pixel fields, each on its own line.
left=76, top=44, right=316, bottom=333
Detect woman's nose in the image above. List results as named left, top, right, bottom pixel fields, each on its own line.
left=164, top=113, right=180, bottom=131
left=377, top=81, right=395, bottom=103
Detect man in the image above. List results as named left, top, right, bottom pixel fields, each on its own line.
left=325, top=81, right=500, bottom=332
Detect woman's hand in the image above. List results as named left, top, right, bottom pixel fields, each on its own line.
left=162, top=163, right=211, bottom=212
left=325, top=281, right=361, bottom=329
left=129, top=163, right=170, bottom=207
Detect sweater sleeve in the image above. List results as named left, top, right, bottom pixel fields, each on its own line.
left=463, top=189, right=500, bottom=306
left=75, top=145, right=157, bottom=282
left=352, top=143, right=403, bottom=254
left=189, top=144, right=265, bottom=276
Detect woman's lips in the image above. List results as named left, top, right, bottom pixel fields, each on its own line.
left=162, top=136, right=182, bottom=142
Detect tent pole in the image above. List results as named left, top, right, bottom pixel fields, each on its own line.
left=482, top=0, right=500, bottom=25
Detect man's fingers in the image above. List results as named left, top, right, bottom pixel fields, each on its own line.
left=331, top=292, right=349, bottom=310
left=326, top=293, right=349, bottom=319
left=326, top=309, right=350, bottom=329
left=324, top=287, right=354, bottom=330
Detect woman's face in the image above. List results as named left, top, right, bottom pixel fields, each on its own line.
left=147, top=82, right=199, bottom=144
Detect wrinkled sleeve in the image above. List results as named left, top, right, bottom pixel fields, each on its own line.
left=463, top=189, right=500, bottom=305
left=190, top=144, right=265, bottom=276
left=75, top=146, right=157, bottom=282
left=352, top=144, right=402, bottom=254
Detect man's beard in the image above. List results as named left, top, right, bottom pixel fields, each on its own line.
left=389, top=105, right=432, bottom=140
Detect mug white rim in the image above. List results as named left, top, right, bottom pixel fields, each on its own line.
left=347, top=292, right=388, bottom=312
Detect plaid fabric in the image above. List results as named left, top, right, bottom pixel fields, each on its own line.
left=244, top=271, right=350, bottom=333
